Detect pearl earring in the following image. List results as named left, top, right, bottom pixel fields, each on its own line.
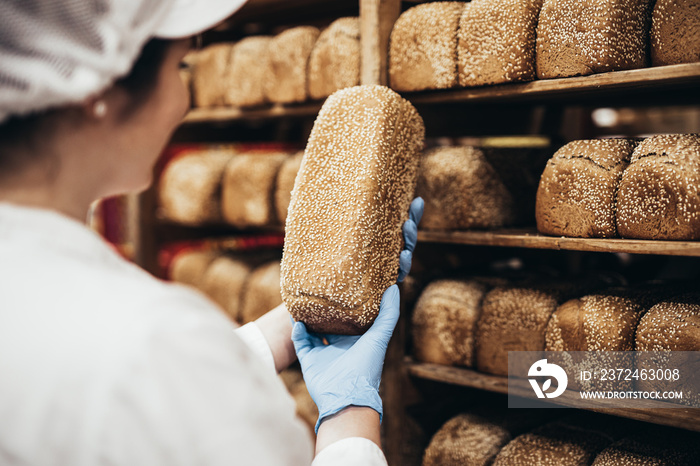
left=93, top=100, right=107, bottom=118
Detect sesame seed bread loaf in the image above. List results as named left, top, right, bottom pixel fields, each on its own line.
left=221, top=153, right=289, bottom=228
left=411, top=279, right=490, bottom=367
left=592, top=430, right=700, bottom=465
left=651, top=0, right=700, bottom=66
left=281, top=85, right=425, bottom=334
left=493, top=421, right=613, bottom=466
left=635, top=296, right=700, bottom=406
left=191, top=43, right=234, bottom=108
left=388, top=2, right=465, bottom=92
left=264, top=27, right=320, bottom=104
left=423, top=413, right=513, bottom=466
left=416, top=146, right=516, bottom=230
left=536, top=139, right=638, bottom=238
left=158, top=151, right=235, bottom=225
left=200, top=255, right=255, bottom=323
left=274, top=151, right=304, bottom=225
left=240, top=261, right=283, bottom=324
left=224, top=36, right=272, bottom=108
left=616, top=134, right=700, bottom=240
left=536, top=0, right=653, bottom=79
left=170, top=250, right=220, bottom=290
left=457, top=0, right=542, bottom=87
left=307, top=18, right=361, bottom=100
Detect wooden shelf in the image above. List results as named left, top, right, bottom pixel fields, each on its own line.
left=418, top=228, right=700, bottom=257
left=182, top=101, right=323, bottom=125
left=406, top=359, right=700, bottom=432
left=404, top=63, right=700, bottom=105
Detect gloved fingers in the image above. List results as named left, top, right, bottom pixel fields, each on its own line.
left=291, top=321, right=324, bottom=359
left=397, top=249, right=412, bottom=283
left=409, top=197, right=424, bottom=225
left=360, top=285, right=400, bottom=348
left=402, top=219, right=418, bottom=253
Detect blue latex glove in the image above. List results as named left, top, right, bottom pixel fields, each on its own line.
left=292, top=285, right=400, bottom=433
left=291, top=197, right=424, bottom=432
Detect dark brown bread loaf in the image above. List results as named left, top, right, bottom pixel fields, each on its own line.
left=158, top=151, right=235, bottom=225
left=651, top=0, right=700, bottom=66
left=240, top=261, right=283, bottom=324
left=307, top=18, right=361, bottom=100
left=274, top=151, right=304, bottom=225
left=416, top=146, right=516, bottom=230
left=616, top=134, right=700, bottom=240
left=281, top=85, right=425, bottom=334
left=592, top=429, right=700, bottom=465
left=493, top=421, right=613, bottom=466
left=423, top=413, right=513, bottom=466
left=221, top=153, right=289, bottom=228
left=191, top=43, right=234, bottom=108
left=224, top=36, right=272, bottom=108
left=388, top=2, right=465, bottom=92
left=536, top=139, right=637, bottom=238
left=457, top=0, right=542, bottom=87
left=264, top=27, right=320, bottom=104
left=536, top=0, right=653, bottom=79
left=411, top=279, right=490, bottom=367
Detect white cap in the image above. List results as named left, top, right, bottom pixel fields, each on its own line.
left=0, top=0, right=248, bottom=123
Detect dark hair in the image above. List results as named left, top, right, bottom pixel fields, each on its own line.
left=0, top=38, right=172, bottom=171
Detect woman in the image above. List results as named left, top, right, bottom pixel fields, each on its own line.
left=0, top=1, right=422, bottom=465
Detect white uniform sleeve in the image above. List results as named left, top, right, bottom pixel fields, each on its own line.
left=99, top=292, right=314, bottom=466
left=313, top=438, right=388, bottom=466
left=235, top=322, right=276, bottom=375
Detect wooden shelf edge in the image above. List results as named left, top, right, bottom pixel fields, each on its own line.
left=405, top=359, right=700, bottom=432
left=404, top=63, right=700, bottom=105
left=418, top=228, right=700, bottom=257
left=182, top=101, right=323, bottom=124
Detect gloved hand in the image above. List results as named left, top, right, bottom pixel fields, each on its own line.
left=291, top=197, right=424, bottom=432
left=292, top=284, right=400, bottom=433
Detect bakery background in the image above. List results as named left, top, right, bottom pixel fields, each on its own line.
left=86, top=0, right=700, bottom=464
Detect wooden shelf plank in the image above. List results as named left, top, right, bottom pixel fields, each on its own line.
left=404, top=63, right=700, bottom=104
left=182, top=102, right=323, bottom=124
left=406, top=359, right=700, bottom=432
left=418, top=228, right=700, bottom=257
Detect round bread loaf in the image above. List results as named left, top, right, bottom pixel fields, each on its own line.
left=170, top=250, right=220, bottom=290
left=423, top=413, right=513, bottom=466
left=274, top=151, right=304, bottom=225
left=224, top=36, right=272, bottom=108
left=307, top=18, right=361, bottom=100
left=200, top=255, right=254, bottom=322
left=158, top=151, right=234, bottom=225
left=240, top=260, right=283, bottom=324
left=536, top=0, right=652, bottom=79
left=221, top=152, right=289, bottom=228
left=592, top=430, right=700, bottom=465
left=457, top=0, right=541, bottom=87
left=635, top=296, right=700, bottom=406
left=616, top=134, right=700, bottom=240
left=411, top=279, right=489, bottom=367
left=416, top=146, right=516, bottom=231
left=536, top=139, right=637, bottom=238
left=191, top=43, right=234, bottom=108
left=493, top=421, right=613, bottom=466
left=651, top=0, right=700, bottom=66
left=281, top=85, right=425, bottom=334
left=388, top=2, right=464, bottom=92
left=264, top=27, right=320, bottom=104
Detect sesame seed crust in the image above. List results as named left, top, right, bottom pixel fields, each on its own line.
left=281, top=85, right=425, bottom=335
left=416, top=146, right=517, bottom=230
left=458, top=0, right=543, bottom=87
left=389, top=2, right=465, bottom=92
left=616, top=134, right=700, bottom=240
left=536, top=0, right=653, bottom=79
left=651, top=0, right=700, bottom=66
left=536, top=139, right=638, bottom=238
left=592, top=430, right=700, bottom=465
left=308, top=18, right=361, bottom=100
left=224, top=36, right=273, bottom=107
left=264, top=26, right=321, bottom=104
